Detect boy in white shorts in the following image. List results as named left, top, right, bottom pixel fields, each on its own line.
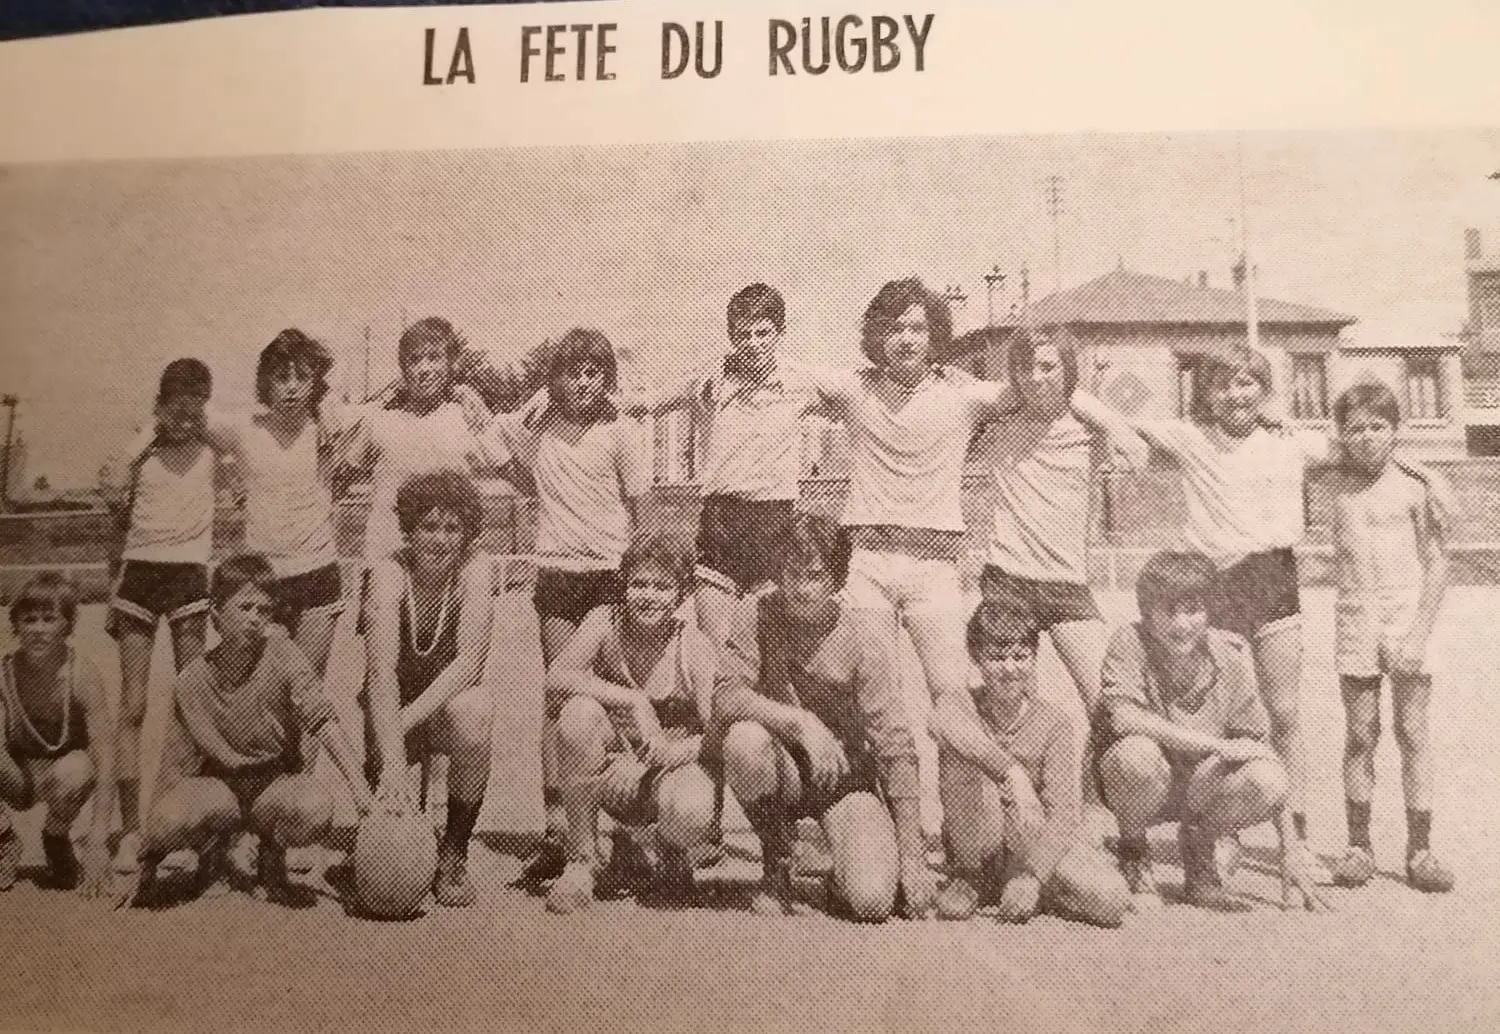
left=1325, top=383, right=1453, bottom=893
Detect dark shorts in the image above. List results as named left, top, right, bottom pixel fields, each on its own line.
left=202, top=757, right=292, bottom=814
left=784, top=741, right=883, bottom=821
left=979, top=566, right=1102, bottom=628
left=532, top=567, right=622, bottom=626
left=108, top=560, right=210, bottom=631
left=267, top=562, right=344, bottom=630
left=696, top=495, right=794, bottom=596
left=1208, top=548, right=1301, bottom=641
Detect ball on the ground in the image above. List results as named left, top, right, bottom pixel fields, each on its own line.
left=353, top=809, right=438, bottom=919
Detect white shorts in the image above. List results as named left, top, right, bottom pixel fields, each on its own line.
left=1336, top=589, right=1421, bottom=678
left=843, top=548, right=965, bottom=624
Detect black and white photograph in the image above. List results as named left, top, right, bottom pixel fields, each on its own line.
left=3, top=114, right=1500, bottom=1033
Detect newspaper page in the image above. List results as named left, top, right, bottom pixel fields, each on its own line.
left=1, top=2, right=1498, bottom=1032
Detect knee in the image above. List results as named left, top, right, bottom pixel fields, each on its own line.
left=39, top=751, right=95, bottom=806
left=1223, top=758, right=1288, bottom=825
left=556, top=696, right=610, bottom=753
left=1345, top=716, right=1381, bottom=757
left=443, top=689, right=496, bottom=756
left=1392, top=709, right=1426, bottom=755
left=148, top=786, right=237, bottom=850
left=1100, top=737, right=1169, bottom=802
left=1050, top=852, right=1131, bottom=929
left=656, top=767, right=716, bottom=849
left=837, top=867, right=898, bottom=923
left=722, top=722, right=779, bottom=799
left=254, top=785, right=333, bottom=847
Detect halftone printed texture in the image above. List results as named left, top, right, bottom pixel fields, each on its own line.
left=354, top=809, right=438, bottom=920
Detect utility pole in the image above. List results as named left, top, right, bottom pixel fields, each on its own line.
left=1045, top=175, right=1065, bottom=292
left=361, top=324, right=372, bottom=402
left=1236, top=135, right=1261, bottom=352
left=0, top=394, right=17, bottom=512
left=982, top=265, right=1006, bottom=328
left=1020, top=266, right=1031, bottom=309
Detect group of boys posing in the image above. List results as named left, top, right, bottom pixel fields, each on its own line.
left=0, top=277, right=1455, bottom=924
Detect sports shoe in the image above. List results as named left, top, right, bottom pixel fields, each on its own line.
left=432, top=847, right=477, bottom=908
left=545, top=860, right=595, bottom=914
left=1215, top=832, right=1244, bottom=882
left=1331, top=845, right=1377, bottom=888
left=0, top=827, right=19, bottom=891
left=1406, top=850, right=1455, bottom=894
left=638, top=847, right=697, bottom=908
left=1116, top=837, right=1161, bottom=912
left=194, top=836, right=232, bottom=897
left=935, top=876, right=980, bottom=921
left=996, top=873, right=1042, bottom=924
left=257, top=840, right=317, bottom=909
left=517, top=837, right=567, bottom=886
left=1291, top=839, right=1334, bottom=886
left=41, top=832, right=81, bottom=890
left=749, top=859, right=808, bottom=917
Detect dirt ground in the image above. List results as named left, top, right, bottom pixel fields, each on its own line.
left=2, top=589, right=1498, bottom=1034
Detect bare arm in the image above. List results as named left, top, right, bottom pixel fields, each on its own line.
left=930, top=691, right=1025, bottom=788
left=399, top=556, right=496, bottom=734
left=1069, top=391, right=1152, bottom=468
left=712, top=599, right=812, bottom=747
left=1393, top=485, right=1451, bottom=672
left=1103, top=696, right=1232, bottom=759
left=98, top=426, right=156, bottom=509
left=544, top=607, right=662, bottom=745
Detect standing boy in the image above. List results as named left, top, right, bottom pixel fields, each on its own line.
left=130, top=555, right=371, bottom=908
left=1326, top=383, right=1453, bottom=893
left=709, top=513, right=937, bottom=921
left=99, top=358, right=223, bottom=874
left=932, top=605, right=1130, bottom=927
left=0, top=573, right=115, bottom=896
left=1095, top=551, right=1329, bottom=913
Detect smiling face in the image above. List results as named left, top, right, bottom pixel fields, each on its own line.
left=878, top=303, right=932, bottom=382
left=1143, top=598, right=1210, bottom=660
left=973, top=639, right=1037, bottom=710
left=1205, top=366, right=1266, bottom=437
left=408, top=505, right=467, bottom=576
left=623, top=559, right=681, bottom=631
left=12, top=606, right=69, bottom=660
left=214, top=582, right=275, bottom=649
left=1339, top=406, right=1397, bottom=476
left=400, top=338, right=453, bottom=403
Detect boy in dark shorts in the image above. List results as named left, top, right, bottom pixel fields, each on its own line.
left=543, top=530, right=718, bottom=913
left=129, top=555, right=370, bottom=908
left=932, top=605, right=1129, bottom=927
left=0, top=573, right=115, bottom=896
left=708, top=513, right=937, bottom=921
left=1094, top=551, right=1329, bottom=913
left=99, top=358, right=225, bottom=874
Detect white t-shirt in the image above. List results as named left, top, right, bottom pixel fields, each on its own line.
left=348, top=402, right=505, bottom=564
left=496, top=412, right=650, bottom=571
left=120, top=442, right=216, bottom=565
left=688, top=362, right=821, bottom=502
left=817, top=367, right=1008, bottom=533
left=218, top=412, right=339, bottom=578
left=1139, top=420, right=1330, bottom=568
left=982, top=413, right=1094, bottom=584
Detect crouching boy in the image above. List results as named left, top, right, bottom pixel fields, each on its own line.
left=1095, top=551, right=1329, bottom=913
left=931, top=605, right=1130, bottom=927
left=707, top=513, right=937, bottom=921
left=131, top=554, right=370, bottom=907
left=543, top=531, right=718, bottom=914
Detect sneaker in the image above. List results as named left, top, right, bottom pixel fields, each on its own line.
left=639, top=848, right=697, bottom=908
left=111, top=830, right=142, bottom=875
left=1292, top=839, right=1334, bottom=886
left=995, top=873, right=1042, bottom=924
left=1406, top=850, right=1455, bottom=894
left=1180, top=825, right=1247, bottom=913
left=545, top=860, right=595, bottom=914
left=1331, top=845, right=1377, bottom=888
left=1215, top=833, right=1244, bottom=882
left=284, top=845, right=322, bottom=875
left=749, top=859, right=808, bottom=917
left=41, top=832, right=80, bottom=890
left=516, top=837, right=567, bottom=886
left=432, top=847, right=476, bottom=908
left=1117, top=838, right=1162, bottom=912
left=935, top=876, right=980, bottom=921
left=195, top=837, right=232, bottom=896
left=257, top=841, right=317, bottom=909
left=595, top=832, right=652, bottom=901
left=0, top=828, right=19, bottom=891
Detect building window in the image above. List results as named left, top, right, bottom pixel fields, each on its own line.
left=1289, top=354, right=1329, bottom=420
left=1404, top=355, right=1448, bottom=420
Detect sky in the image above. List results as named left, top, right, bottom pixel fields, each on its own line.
left=3, top=128, right=1499, bottom=490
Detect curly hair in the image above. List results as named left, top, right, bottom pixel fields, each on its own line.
left=393, top=469, right=485, bottom=549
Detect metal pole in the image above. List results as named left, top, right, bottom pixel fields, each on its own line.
left=982, top=265, right=1006, bottom=328
left=1237, top=136, right=1261, bottom=353
left=0, top=395, right=17, bottom=511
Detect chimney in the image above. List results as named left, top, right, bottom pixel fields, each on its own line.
left=1466, top=228, right=1483, bottom=261
left=1197, top=270, right=1209, bottom=289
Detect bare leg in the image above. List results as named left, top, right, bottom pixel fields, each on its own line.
left=692, top=580, right=736, bottom=647
left=538, top=615, right=581, bottom=842
left=291, top=609, right=340, bottom=680
left=1250, top=619, right=1306, bottom=818
left=1391, top=674, right=1433, bottom=813
left=114, top=615, right=156, bottom=836
left=1340, top=677, right=1382, bottom=815
left=169, top=614, right=208, bottom=673
left=820, top=792, right=900, bottom=922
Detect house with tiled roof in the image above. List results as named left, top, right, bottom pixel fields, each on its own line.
left=940, top=263, right=1465, bottom=457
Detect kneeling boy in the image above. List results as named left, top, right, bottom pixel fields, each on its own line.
left=708, top=513, right=937, bottom=921
left=544, top=530, right=718, bottom=913
left=1, top=573, right=115, bottom=895
left=131, top=555, right=370, bottom=907
left=932, top=605, right=1129, bottom=927
left=1095, top=551, right=1328, bottom=913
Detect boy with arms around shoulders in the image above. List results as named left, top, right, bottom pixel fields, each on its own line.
left=1095, top=551, right=1330, bottom=913
left=707, top=513, right=937, bottom=921
left=1326, top=383, right=1453, bottom=893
